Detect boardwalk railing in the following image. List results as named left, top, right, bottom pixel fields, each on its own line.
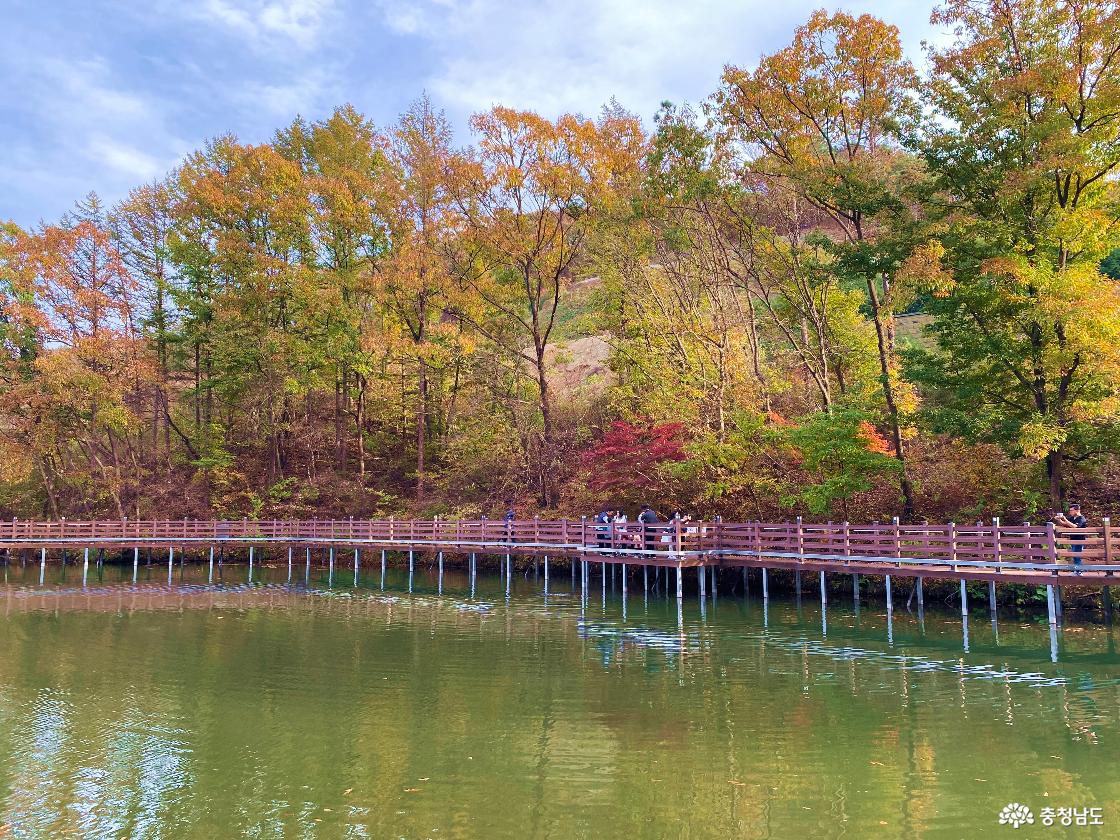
left=1, top=518, right=1117, bottom=574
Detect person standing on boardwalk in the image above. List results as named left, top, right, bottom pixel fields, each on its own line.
left=1054, top=503, right=1089, bottom=572
left=638, top=504, right=660, bottom=552
left=504, top=501, right=516, bottom=544
left=594, top=508, right=615, bottom=549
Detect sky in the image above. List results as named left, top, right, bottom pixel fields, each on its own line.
left=1, top=0, right=945, bottom=228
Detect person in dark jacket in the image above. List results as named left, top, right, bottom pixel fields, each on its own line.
left=638, top=505, right=660, bottom=551
left=1054, top=503, right=1089, bottom=573
left=595, top=508, right=615, bottom=549
left=504, top=500, right=516, bottom=543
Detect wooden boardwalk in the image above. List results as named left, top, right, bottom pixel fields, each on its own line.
left=1, top=517, right=1117, bottom=591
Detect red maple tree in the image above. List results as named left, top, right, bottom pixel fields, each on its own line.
left=581, top=421, right=688, bottom=493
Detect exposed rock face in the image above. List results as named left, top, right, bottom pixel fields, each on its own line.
left=544, top=335, right=614, bottom=399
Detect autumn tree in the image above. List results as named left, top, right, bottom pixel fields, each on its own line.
left=376, top=96, right=463, bottom=506
left=909, top=0, right=1120, bottom=507
left=450, top=106, right=644, bottom=506
left=714, top=9, right=922, bottom=517
left=110, top=183, right=178, bottom=461
left=0, top=221, right=150, bottom=516
left=276, top=105, right=388, bottom=480
left=580, top=420, right=688, bottom=508
left=170, top=137, right=317, bottom=486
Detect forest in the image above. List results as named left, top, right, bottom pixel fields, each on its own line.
left=3, top=0, right=1120, bottom=525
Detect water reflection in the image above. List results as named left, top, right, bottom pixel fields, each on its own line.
left=2, top=564, right=1120, bottom=838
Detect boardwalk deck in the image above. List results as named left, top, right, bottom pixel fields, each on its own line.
left=1, top=517, right=1116, bottom=589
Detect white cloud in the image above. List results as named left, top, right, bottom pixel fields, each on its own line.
left=374, top=0, right=939, bottom=123
left=86, top=137, right=166, bottom=180
left=0, top=53, right=188, bottom=224
left=238, top=69, right=339, bottom=116
left=189, top=0, right=335, bottom=49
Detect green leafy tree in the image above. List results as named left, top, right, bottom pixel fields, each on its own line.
left=783, top=410, right=901, bottom=517
left=910, top=0, right=1120, bottom=507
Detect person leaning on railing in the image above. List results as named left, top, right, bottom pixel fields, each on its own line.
left=1054, top=503, right=1089, bottom=574
left=638, top=505, right=660, bottom=552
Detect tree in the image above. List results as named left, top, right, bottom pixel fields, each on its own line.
left=911, top=0, right=1120, bottom=507
left=170, top=137, right=316, bottom=485
left=276, top=105, right=388, bottom=481
left=450, top=106, right=644, bottom=506
left=110, top=183, right=178, bottom=461
left=784, top=409, right=901, bottom=517
left=580, top=420, right=688, bottom=505
left=377, top=96, right=462, bottom=506
left=0, top=221, right=151, bottom=516
left=715, top=9, right=922, bottom=517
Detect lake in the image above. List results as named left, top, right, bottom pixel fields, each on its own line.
left=0, top=559, right=1117, bottom=838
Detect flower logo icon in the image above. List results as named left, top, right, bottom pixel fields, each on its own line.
left=998, top=803, right=1034, bottom=829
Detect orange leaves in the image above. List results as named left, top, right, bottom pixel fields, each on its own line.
left=857, top=420, right=893, bottom=455
left=9, top=221, right=137, bottom=346
left=716, top=10, right=917, bottom=172
left=899, top=241, right=953, bottom=298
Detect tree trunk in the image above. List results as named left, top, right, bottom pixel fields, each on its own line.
left=1047, top=449, right=1065, bottom=510
left=356, top=373, right=367, bottom=484
left=534, top=351, right=556, bottom=508
left=417, top=359, right=427, bottom=508
left=866, top=278, right=916, bottom=520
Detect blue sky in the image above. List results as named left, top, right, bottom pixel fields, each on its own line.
left=1, top=0, right=942, bottom=228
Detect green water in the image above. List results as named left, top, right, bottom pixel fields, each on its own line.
left=1, top=560, right=1118, bottom=838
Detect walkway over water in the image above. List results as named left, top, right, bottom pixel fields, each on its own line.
left=2, top=517, right=1117, bottom=589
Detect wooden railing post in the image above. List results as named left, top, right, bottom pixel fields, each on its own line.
left=992, top=517, right=1001, bottom=568
left=843, top=521, right=851, bottom=562
left=675, top=515, right=682, bottom=556
left=580, top=515, right=587, bottom=549
left=892, top=516, right=901, bottom=566
left=796, top=516, right=804, bottom=556
left=1046, top=521, right=1058, bottom=568
left=1104, top=517, right=1113, bottom=567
